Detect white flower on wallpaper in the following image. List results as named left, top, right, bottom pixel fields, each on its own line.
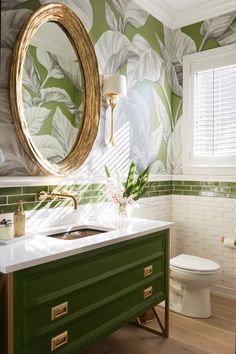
left=105, top=0, right=149, bottom=33
left=0, top=124, right=40, bottom=175
left=95, top=30, right=134, bottom=75
left=156, top=34, right=183, bottom=98
left=115, top=82, right=166, bottom=173
left=153, top=90, right=171, bottom=143
left=0, top=91, right=11, bottom=124
left=22, top=48, right=82, bottom=163
left=55, top=56, right=83, bottom=90
left=0, top=49, right=12, bottom=90
left=36, top=48, right=65, bottom=81
left=33, top=87, right=79, bottom=114
left=51, top=107, right=78, bottom=158
left=167, top=115, right=184, bottom=174
left=95, top=2, right=172, bottom=174
left=31, top=135, right=65, bottom=164
left=1, top=0, right=30, bottom=10
left=23, top=50, right=80, bottom=114
left=1, top=9, right=32, bottom=49
left=39, top=0, right=93, bottom=32
left=163, top=27, right=196, bottom=89
left=23, top=51, right=41, bottom=95
left=127, top=34, right=164, bottom=90
left=0, top=149, right=5, bottom=165
left=24, top=107, right=50, bottom=136
left=200, top=12, right=236, bottom=49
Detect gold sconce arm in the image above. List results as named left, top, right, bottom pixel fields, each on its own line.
left=102, top=74, right=126, bottom=147
left=108, top=93, right=117, bottom=146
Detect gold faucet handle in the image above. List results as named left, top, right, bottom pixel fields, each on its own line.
left=38, top=191, right=49, bottom=201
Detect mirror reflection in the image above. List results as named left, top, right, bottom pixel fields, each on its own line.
left=22, top=22, right=84, bottom=164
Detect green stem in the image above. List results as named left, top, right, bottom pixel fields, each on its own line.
left=198, top=33, right=208, bottom=52
left=160, top=84, right=173, bottom=130
left=174, top=98, right=183, bottom=125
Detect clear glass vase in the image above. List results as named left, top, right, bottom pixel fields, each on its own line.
left=117, top=202, right=127, bottom=218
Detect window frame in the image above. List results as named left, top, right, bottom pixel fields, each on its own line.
left=183, top=43, right=236, bottom=176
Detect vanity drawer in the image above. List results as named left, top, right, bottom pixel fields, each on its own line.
left=17, top=232, right=167, bottom=308
left=22, top=255, right=165, bottom=342
left=22, top=279, right=164, bottom=354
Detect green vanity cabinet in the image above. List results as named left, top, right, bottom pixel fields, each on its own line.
left=6, top=230, right=169, bottom=354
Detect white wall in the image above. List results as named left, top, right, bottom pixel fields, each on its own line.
left=172, top=195, right=236, bottom=299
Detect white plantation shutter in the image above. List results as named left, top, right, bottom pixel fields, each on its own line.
left=194, top=65, right=236, bottom=159
left=183, top=44, right=236, bottom=175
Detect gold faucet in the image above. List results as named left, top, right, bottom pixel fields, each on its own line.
left=38, top=191, right=78, bottom=210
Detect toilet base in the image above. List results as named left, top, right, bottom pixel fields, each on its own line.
left=170, top=287, right=212, bottom=318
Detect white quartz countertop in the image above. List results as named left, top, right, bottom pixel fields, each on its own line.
left=0, top=216, right=172, bottom=273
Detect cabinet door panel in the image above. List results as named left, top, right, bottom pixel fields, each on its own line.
left=20, top=233, right=166, bottom=308
left=23, top=279, right=164, bottom=354
left=13, top=230, right=169, bottom=354
left=23, top=254, right=165, bottom=342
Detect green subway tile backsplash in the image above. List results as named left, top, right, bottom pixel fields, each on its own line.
left=8, top=194, right=36, bottom=204
left=23, top=186, right=49, bottom=194
left=0, top=196, right=7, bottom=205
left=172, top=180, right=236, bottom=198
left=0, top=187, right=22, bottom=195
left=0, top=180, right=236, bottom=214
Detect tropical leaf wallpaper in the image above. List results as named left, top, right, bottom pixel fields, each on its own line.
left=23, top=44, right=83, bottom=164
left=0, top=0, right=236, bottom=176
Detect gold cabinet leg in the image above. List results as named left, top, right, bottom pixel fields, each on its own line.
left=132, top=300, right=169, bottom=338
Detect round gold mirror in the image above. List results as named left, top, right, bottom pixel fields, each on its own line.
left=10, top=4, right=100, bottom=176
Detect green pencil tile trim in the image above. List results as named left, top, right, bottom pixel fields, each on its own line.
left=172, top=181, right=183, bottom=185
left=148, top=191, right=161, bottom=197
left=1, top=180, right=236, bottom=214
left=184, top=191, right=200, bottom=196
left=183, top=181, right=201, bottom=185
left=173, top=185, right=190, bottom=190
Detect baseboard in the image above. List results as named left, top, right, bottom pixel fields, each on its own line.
left=211, top=285, right=236, bottom=300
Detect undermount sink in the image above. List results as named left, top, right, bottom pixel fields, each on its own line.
left=40, top=225, right=112, bottom=240
left=48, top=228, right=107, bottom=240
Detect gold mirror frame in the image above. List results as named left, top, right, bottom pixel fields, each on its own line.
left=10, top=3, right=100, bottom=176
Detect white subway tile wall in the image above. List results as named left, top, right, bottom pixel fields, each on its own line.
left=133, top=196, right=172, bottom=221
left=172, top=195, right=236, bottom=298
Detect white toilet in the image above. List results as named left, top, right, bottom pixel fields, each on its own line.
left=170, top=254, right=221, bottom=318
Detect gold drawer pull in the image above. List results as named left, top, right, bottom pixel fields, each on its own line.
left=144, top=286, right=153, bottom=299
left=51, top=331, right=68, bottom=352
left=144, top=265, right=153, bottom=278
left=51, top=301, right=68, bottom=321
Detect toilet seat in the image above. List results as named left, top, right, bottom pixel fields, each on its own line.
left=170, top=254, right=220, bottom=275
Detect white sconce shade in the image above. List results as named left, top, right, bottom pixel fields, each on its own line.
left=103, top=74, right=127, bottom=97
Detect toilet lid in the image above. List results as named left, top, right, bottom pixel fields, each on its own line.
left=170, top=254, right=220, bottom=272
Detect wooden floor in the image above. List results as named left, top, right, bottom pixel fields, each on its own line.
left=85, top=295, right=236, bottom=354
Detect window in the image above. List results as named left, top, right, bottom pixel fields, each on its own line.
left=183, top=44, right=236, bottom=175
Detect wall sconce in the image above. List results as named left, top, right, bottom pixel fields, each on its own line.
left=103, top=73, right=127, bottom=146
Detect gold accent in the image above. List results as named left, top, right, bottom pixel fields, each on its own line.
left=14, top=200, right=25, bottom=237
left=107, top=93, right=117, bottom=146
left=51, top=331, right=68, bottom=352
left=10, top=4, right=100, bottom=176
left=51, top=301, right=68, bottom=321
left=38, top=191, right=78, bottom=210
left=144, top=286, right=153, bottom=299
left=144, top=265, right=153, bottom=278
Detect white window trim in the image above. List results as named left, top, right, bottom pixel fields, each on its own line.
left=183, top=43, right=236, bottom=176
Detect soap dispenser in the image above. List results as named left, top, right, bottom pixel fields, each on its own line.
left=14, top=200, right=25, bottom=237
